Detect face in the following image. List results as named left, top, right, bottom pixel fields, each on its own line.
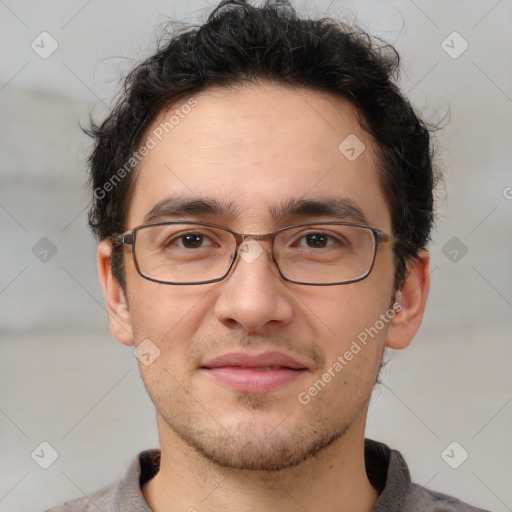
left=116, top=83, right=398, bottom=471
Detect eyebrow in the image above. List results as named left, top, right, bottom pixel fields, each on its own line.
left=143, top=195, right=369, bottom=226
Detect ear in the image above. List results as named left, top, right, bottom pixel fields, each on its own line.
left=385, top=250, right=430, bottom=350
left=97, top=239, right=135, bottom=346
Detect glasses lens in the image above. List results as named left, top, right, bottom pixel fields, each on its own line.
left=275, top=224, right=376, bottom=284
left=134, top=223, right=236, bottom=283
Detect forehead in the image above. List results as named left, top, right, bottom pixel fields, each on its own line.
left=126, top=82, right=390, bottom=232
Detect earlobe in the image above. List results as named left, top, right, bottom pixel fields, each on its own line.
left=385, top=250, right=430, bottom=350
left=97, top=239, right=135, bottom=346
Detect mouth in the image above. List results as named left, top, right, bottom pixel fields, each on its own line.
left=200, top=352, right=308, bottom=394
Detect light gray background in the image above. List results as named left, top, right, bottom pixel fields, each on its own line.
left=1, top=1, right=511, bottom=511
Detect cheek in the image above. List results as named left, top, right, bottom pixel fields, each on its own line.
left=126, top=275, right=215, bottom=350
left=295, top=275, right=394, bottom=401
left=295, top=274, right=393, bottom=343
left=303, top=297, right=390, bottom=414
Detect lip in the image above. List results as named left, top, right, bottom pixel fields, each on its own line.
left=201, top=351, right=308, bottom=393
left=202, top=351, right=307, bottom=370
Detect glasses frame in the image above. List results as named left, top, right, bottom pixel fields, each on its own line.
left=112, top=220, right=395, bottom=286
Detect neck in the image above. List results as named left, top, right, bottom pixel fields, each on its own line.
left=142, top=411, right=379, bottom=512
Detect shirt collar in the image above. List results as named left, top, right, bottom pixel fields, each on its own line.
left=113, top=439, right=412, bottom=511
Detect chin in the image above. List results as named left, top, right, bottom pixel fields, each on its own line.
left=174, top=415, right=349, bottom=472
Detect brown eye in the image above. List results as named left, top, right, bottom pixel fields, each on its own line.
left=303, top=233, right=329, bottom=248
left=175, top=233, right=207, bottom=248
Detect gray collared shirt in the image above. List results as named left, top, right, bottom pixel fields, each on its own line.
left=45, top=439, right=491, bottom=512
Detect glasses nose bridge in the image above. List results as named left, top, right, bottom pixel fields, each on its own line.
left=231, top=230, right=278, bottom=262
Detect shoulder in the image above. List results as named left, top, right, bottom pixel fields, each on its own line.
left=43, top=483, right=117, bottom=512
left=402, top=482, right=492, bottom=511
left=43, top=449, right=160, bottom=512
left=365, top=439, right=491, bottom=512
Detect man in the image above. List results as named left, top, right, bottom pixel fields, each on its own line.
left=47, top=1, right=489, bottom=510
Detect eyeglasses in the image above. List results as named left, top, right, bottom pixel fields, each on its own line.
left=112, top=221, right=395, bottom=286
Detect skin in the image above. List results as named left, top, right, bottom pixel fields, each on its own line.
left=97, top=82, right=430, bottom=512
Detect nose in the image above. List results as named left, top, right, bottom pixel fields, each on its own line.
left=214, top=237, right=294, bottom=333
